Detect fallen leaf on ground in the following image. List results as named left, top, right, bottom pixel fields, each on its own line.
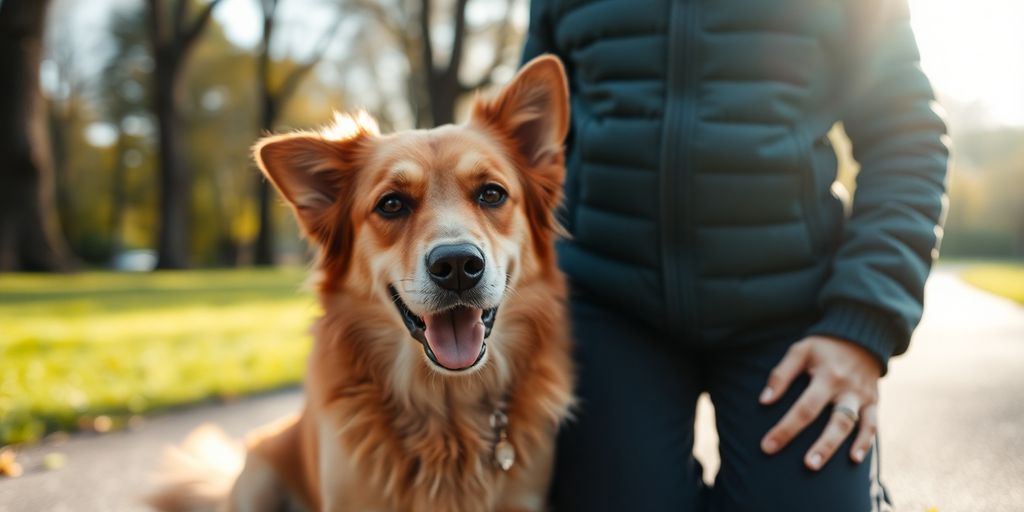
left=43, top=452, right=67, bottom=471
left=93, top=415, right=113, bottom=433
left=0, top=449, right=23, bottom=478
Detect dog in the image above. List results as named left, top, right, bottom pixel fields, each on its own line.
left=147, top=55, right=574, bottom=512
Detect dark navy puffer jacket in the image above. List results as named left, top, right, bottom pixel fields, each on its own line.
left=522, top=0, right=949, bottom=370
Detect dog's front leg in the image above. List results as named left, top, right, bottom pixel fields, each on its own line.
left=494, top=428, right=556, bottom=512
left=317, top=414, right=350, bottom=512
left=316, top=412, right=392, bottom=512
left=227, top=453, right=295, bottom=512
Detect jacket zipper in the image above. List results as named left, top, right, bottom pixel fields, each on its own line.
left=796, top=128, right=826, bottom=253
left=660, top=0, right=699, bottom=338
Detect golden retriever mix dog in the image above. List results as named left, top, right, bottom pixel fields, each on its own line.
left=148, top=55, right=574, bottom=512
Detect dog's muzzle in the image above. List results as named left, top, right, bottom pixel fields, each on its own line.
left=389, top=285, right=497, bottom=372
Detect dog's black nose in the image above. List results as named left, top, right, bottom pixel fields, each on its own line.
left=426, top=243, right=485, bottom=292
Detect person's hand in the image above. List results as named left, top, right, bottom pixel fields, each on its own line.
left=759, top=335, right=882, bottom=470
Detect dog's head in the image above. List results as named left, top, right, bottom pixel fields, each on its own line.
left=254, top=56, right=569, bottom=375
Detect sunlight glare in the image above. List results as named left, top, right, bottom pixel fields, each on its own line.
left=909, top=0, right=1024, bottom=126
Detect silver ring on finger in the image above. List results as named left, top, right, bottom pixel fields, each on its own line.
left=833, top=395, right=860, bottom=423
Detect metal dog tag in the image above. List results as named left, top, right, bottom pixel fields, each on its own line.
left=494, top=439, right=516, bottom=471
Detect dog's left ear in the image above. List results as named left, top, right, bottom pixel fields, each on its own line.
left=253, top=111, right=378, bottom=245
left=470, top=55, right=570, bottom=169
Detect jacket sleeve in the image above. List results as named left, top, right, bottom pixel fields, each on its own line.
left=806, top=0, right=949, bottom=373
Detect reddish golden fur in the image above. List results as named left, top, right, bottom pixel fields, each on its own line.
left=149, top=56, right=574, bottom=512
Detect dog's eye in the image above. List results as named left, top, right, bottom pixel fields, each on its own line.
left=478, top=185, right=507, bottom=207
left=376, top=194, right=409, bottom=218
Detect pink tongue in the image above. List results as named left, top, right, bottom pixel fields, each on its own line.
left=423, top=306, right=485, bottom=370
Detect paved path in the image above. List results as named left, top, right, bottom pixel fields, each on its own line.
left=0, top=390, right=301, bottom=512
left=2, top=268, right=1022, bottom=511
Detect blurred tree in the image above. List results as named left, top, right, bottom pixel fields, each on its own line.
left=103, top=6, right=156, bottom=261
left=350, top=0, right=519, bottom=127
left=146, top=0, right=223, bottom=269
left=0, top=0, right=74, bottom=271
left=43, top=10, right=90, bottom=253
left=26, top=0, right=526, bottom=268
left=942, top=127, right=1024, bottom=258
left=183, top=20, right=259, bottom=266
left=253, top=0, right=343, bottom=266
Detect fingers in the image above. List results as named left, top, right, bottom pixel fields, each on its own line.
left=804, top=395, right=860, bottom=470
left=761, top=376, right=831, bottom=455
left=760, top=342, right=810, bottom=405
left=760, top=337, right=882, bottom=469
left=849, top=404, right=878, bottom=463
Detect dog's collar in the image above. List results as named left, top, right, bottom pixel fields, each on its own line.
left=489, top=394, right=515, bottom=471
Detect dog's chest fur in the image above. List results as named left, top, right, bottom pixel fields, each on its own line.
left=316, top=390, right=510, bottom=511
left=303, top=298, right=573, bottom=512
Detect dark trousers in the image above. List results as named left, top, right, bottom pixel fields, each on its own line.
left=549, top=292, right=891, bottom=512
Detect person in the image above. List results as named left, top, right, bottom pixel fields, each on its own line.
left=520, top=0, right=948, bottom=510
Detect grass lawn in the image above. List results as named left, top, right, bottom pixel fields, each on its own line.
left=0, top=269, right=317, bottom=446
left=960, top=263, right=1024, bottom=304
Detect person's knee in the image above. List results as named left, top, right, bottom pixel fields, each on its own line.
left=709, top=449, right=880, bottom=512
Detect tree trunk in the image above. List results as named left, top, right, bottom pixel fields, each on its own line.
left=147, top=0, right=222, bottom=269
left=152, top=48, right=190, bottom=269
left=427, top=74, right=460, bottom=127
left=108, top=133, right=129, bottom=261
left=0, top=0, right=73, bottom=272
left=253, top=181, right=276, bottom=264
left=417, top=0, right=468, bottom=127
left=48, top=99, right=76, bottom=249
left=253, top=3, right=278, bottom=266
left=252, top=0, right=340, bottom=265
left=1017, top=209, right=1024, bottom=258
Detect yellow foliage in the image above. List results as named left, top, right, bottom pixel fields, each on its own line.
left=961, top=264, right=1024, bottom=304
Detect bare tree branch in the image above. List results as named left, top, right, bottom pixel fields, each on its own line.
left=254, top=0, right=344, bottom=264
left=146, top=0, right=166, bottom=51
left=276, top=14, right=343, bottom=106
left=172, top=0, right=188, bottom=40
left=462, top=0, right=515, bottom=91
left=419, top=0, right=435, bottom=83
left=258, top=0, right=278, bottom=96
left=181, top=0, right=223, bottom=49
left=260, top=2, right=344, bottom=115
left=348, top=0, right=405, bottom=36
left=257, top=0, right=278, bottom=135
left=340, top=0, right=522, bottom=126
left=446, top=0, right=469, bottom=81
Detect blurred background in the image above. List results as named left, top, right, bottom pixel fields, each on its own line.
left=0, top=0, right=1022, bottom=510
left=2, top=0, right=529, bottom=272
left=1, top=0, right=530, bottom=445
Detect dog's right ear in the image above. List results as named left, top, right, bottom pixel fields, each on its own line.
left=253, top=111, right=378, bottom=244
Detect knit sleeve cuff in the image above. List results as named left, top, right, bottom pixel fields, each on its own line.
left=806, top=301, right=902, bottom=375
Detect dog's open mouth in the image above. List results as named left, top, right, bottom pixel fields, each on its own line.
left=389, top=286, right=497, bottom=371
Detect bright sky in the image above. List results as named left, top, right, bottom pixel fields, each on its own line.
left=908, top=0, right=1024, bottom=126
left=215, top=0, right=262, bottom=48
left=213, top=0, right=522, bottom=60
